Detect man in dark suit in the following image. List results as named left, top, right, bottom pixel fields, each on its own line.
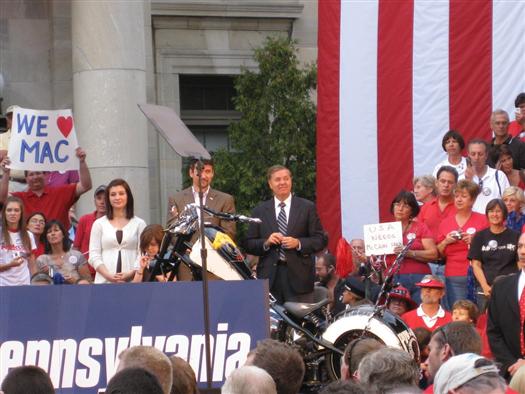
left=167, top=159, right=236, bottom=239
left=245, top=165, right=327, bottom=303
left=487, top=232, right=525, bottom=379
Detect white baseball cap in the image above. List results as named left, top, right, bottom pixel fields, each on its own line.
left=433, top=353, right=500, bottom=394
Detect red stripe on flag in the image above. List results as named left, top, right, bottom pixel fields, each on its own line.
left=449, top=0, right=492, bottom=142
left=317, top=0, right=341, bottom=252
left=377, top=0, right=415, bottom=221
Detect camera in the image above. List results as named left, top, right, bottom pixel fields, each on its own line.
left=451, top=231, right=462, bottom=240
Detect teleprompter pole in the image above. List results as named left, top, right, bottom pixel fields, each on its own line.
left=195, top=159, right=213, bottom=390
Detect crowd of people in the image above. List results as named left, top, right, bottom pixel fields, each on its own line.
left=313, top=93, right=525, bottom=393
left=2, top=94, right=525, bottom=393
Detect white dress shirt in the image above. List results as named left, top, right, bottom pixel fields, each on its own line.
left=274, top=194, right=292, bottom=223
left=192, top=186, right=210, bottom=206
left=192, top=186, right=210, bottom=220
left=518, top=269, right=525, bottom=300
left=416, top=305, right=446, bottom=329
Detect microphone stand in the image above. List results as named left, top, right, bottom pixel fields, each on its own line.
left=195, top=159, right=213, bottom=390
left=370, top=238, right=416, bottom=318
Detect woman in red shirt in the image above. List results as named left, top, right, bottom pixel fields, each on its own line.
left=389, top=190, right=438, bottom=304
left=437, top=180, right=488, bottom=309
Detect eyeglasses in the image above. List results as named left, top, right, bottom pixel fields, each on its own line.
left=393, top=202, right=411, bottom=210
left=29, top=219, right=46, bottom=225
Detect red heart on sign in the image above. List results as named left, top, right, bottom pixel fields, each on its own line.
left=56, top=116, right=73, bottom=138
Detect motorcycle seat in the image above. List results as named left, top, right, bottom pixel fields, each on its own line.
left=283, top=286, right=330, bottom=319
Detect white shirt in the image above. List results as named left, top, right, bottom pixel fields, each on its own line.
left=89, top=216, right=146, bottom=284
left=274, top=194, right=292, bottom=224
left=192, top=186, right=210, bottom=221
left=0, top=230, right=36, bottom=286
left=192, top=186, right=210, bottom=206
left=471, top=166, right=510, bottom=214
left=518, top=269, right=525, bottom=300
left=416, top=305, right=446, bottom=329
left=433, top=156, right=467, bottom=179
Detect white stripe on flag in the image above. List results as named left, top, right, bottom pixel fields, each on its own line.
left=339, top=0, right=380, bottom=239
left=412, top=0, right=450, bottom=177
left=492, top=1, right=525, bottom=116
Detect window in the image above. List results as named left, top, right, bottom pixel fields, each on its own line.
left=179, top=74, right=240, bottom=153
left=180, top=75, right=236, bottom=112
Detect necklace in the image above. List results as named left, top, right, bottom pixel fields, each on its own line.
left=51, top=253, right=66, bottom=265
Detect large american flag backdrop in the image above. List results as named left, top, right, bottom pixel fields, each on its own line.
left=316, top=0, right=525, bottom=251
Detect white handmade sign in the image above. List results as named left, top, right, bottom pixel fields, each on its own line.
left=363, top=221, right=403, bottom=256
left=7, top=107, right=79, bottom=171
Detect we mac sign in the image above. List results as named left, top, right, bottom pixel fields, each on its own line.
left=8, top=108, right=79, bottom=172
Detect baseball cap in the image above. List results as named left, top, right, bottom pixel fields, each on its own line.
left=5, top=105, right=20, bottom=115
left=389, top=285, right=417, bottom=310
left=344, top=277, right=366, bottom=299
left=433, top=353, right=500, bottom=394
left=415, top=274, right=445, bottom=289
left=94, top=184, right=106, bottom=196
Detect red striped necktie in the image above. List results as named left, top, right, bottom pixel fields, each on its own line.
left=520, top=286, right=525, bottom=355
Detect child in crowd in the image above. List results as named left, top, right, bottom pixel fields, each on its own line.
left=451, top=299, right=479, bottom=325
left=451, top=299, right=491, bottom=359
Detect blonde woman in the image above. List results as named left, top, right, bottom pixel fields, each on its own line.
left=503, top=186, right=525, bottom=232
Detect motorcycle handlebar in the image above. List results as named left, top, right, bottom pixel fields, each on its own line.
left=196, top=204, right=262, bottom=223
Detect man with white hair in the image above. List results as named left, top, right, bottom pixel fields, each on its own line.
left=488, top=109, right=525, bottom=170
left=357, top=347, right=420, bottom=393
left=222, top=366, right=276, bottom=394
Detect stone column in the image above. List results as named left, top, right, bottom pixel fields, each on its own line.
left=71, top=0, right=150, bottom=221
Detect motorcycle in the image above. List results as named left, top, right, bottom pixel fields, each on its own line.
left=270, top=238, right=420, bottom=391
left=150, top=203, right=254, bottom=281
left=153, top=205, right=420, bottom=391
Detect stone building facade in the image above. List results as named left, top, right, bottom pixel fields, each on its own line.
left=0, top=0, right=317, bottom=224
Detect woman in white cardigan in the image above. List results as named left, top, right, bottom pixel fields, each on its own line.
left=89, top=179, right=146, bottom=284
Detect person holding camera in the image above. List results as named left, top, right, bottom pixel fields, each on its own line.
left=468, top=199, right=519, bottom=311
left=437, top=180, right=488, bottom=308
left=131, top=224, right=176, bottom=283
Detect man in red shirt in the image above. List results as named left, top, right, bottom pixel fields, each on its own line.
left=73, top=184, right=106, bottom=277
left=419, top=166, right=458, bottom=283
left=419, top=166, right=458, bottom=240
left=0, top=148, right=92, bottom=229
left=402, top=275, right=452, bottom=332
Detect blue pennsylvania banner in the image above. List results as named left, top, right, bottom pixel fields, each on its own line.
left=0, top=280, right=269, bottom=393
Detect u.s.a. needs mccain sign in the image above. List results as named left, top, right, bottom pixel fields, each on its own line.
left=0, top=281, right=269, bottom=392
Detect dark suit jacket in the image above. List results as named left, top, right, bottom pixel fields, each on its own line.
left=487, top=272, right=522, bottom=376
left=167, top=187, right=236, bottom=239
left=245, top=196, right=327, bottom=294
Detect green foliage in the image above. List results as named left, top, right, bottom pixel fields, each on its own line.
left=212, top=36, right=317, bottom=218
